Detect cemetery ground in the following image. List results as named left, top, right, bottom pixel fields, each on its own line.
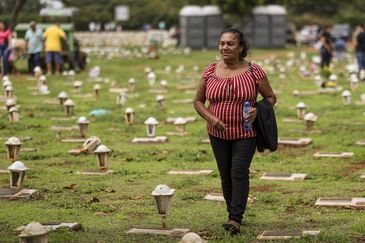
left=1, top=47, right=365, bottom=242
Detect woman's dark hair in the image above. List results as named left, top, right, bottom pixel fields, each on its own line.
left=221, top=28, right=249, bottom=60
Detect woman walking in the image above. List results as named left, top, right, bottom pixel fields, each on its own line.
left=194, top=28, right=276, bottom=234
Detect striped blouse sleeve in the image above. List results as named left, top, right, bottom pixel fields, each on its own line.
left=201, top=63, right=216, bottom=81
left=251, top=63, right=267, bottom=82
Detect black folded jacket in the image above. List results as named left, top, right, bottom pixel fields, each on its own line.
left=254, top=99, right=278, bottom=153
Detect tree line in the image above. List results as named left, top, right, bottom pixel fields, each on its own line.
left=1, top=0, right=365, bottom=31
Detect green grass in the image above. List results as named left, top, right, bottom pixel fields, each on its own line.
left=0, top=47, right=365, bottom=242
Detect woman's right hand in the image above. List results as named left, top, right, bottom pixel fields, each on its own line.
left=210, top=117, right=225, bottom=132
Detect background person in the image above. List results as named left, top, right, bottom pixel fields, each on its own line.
left=319, top=25, right=334, bottom=69
left=355, top=24, right=365, bottom=80
left=0, top=22, right=12, bottom=76
left=25, top=21, right=43, bottom=73
left=194, top=28, right=276, bottom=235
left=43, top=22, right=67, bottom=75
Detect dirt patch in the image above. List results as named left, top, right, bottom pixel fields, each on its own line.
left=251, top=183, right=279, bottom=192
left=285, top=206, right=296, bottom=214
left=276, top=145, right=310, bottom=157
left=341, top=162, right=365, bottom=177
left=278, top=189, right=306, bottom=195
left=354, top=235, right=365, bottom=243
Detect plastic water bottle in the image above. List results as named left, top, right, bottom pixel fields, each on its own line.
left=243, top=101, right=252, bottom=131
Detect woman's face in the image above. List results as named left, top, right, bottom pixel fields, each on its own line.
left=0, top=23, right=4, bottom=31
left=219, top=32, right=243, bottom=62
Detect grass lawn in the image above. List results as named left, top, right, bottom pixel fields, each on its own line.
left=0, top=46, right=364, bottom=242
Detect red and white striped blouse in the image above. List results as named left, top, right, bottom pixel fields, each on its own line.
left=202, top=62, right=267, bottom=140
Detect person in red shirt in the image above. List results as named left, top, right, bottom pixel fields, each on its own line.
left=0, top=22, right=11, bottom=76
left=194, top=28, right=276, bottom=234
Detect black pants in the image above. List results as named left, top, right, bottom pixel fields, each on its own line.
left=320, top=47, right=332, bottom=68
left=209, top=135, right=256, bottom=224
left=28, top=52, right=41, bottom=73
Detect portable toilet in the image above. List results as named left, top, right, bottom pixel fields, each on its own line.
left=244, top=5, right=287, bottom=48
left=203, top=5, right=224, bottom=49
left=179, top=6, right=205, bottom=49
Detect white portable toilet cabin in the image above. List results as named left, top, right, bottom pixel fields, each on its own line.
left=202, top=5, right=224, bottom=49
left=244, top=5, right=287, bottom=48
left=180, top=5, right=224, bottom=49
left=179, top=6, right=205, bottom=49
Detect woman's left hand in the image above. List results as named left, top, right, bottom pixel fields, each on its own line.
left=245, top=107, right=257, bottom=123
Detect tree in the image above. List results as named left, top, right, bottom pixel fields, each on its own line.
left=9, top=0, right=27, bottom=30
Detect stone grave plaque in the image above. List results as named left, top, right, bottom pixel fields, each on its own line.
left=16, top=222, right=82, bottom=232
left=127, top=227, right=189, bottom=236
left=295, top=90, right=319, bottom=96
left=0, top=188, right=39, bottom=200
left=278, top=138, right=312, bottom=146
left=20, top=148, right=37, bottom=152
left=168, top=170, right=213, bottom=176
left=68, top=149, right=82, bottom=155
left=295, top=129, right=322, bottom=135
left=204, top=193, right=255, bottom=203
left=313, top=152, right=354, bottom=158
left=51, top=117, right=76, bottom=121
left=257, top=230, right=320, bottom=240
left=77, top=169, right=113, bottom=175
left=148, top=89, right=167, bottom=94
left=361, top=173, right=365, bottom=179
left=61, top=138, right=86, bottom=143
left=315, top=197, right=365, bottom=207
left=356, top=140, right=365, bottom=146
left=260, top=173, right=307, bottom=181
left=51, top=125, right=78, bottom=132
left=201, top=139, right=210, bottom=144
left=1, top=136, right=32, bottom=142
left=109, top=87, right=128, bottom=93
left=132, top=136, right=168, bottom=144
left=166, top=117, right=196, bottom=124
left=318, top=87, right=342, bottom=94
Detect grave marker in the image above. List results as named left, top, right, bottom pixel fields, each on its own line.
left=16, top=222, right=82, bottom=232
left=61, top=138, right=86, bottom=143
left=257, top=230, right=320, bottom=240
left=278, top=138, right=312, bottom=146
left=5, top=137, right=22, bottom=161
left=18, top=222, right=48, bottom=243
left=58, top=91, right=68, bottom=106
left=64, top=99, right=75, bottom=116
left=77, top=117, right=90, bottom=138
left=127, top=184, right=189, bottom=236
left=260, top=173, right=307, bottom=181
left=50, top=125, right=78, bottom=132
left=313, top=152, right=354, bottom=158
left=315, top=197, right=365, bottom=208
left=8, top=107, right=20, bottom=123
left=341, top=90, right=351, bottom=105
left=167, top=170, right=213, bottom=176
left=204, top=193, right=255, bottom=203
left=296, top=102, right=306, bottom=119
left=166, top=117, right=188, bottom=136
left=124, top=107, right=134, bottom=125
